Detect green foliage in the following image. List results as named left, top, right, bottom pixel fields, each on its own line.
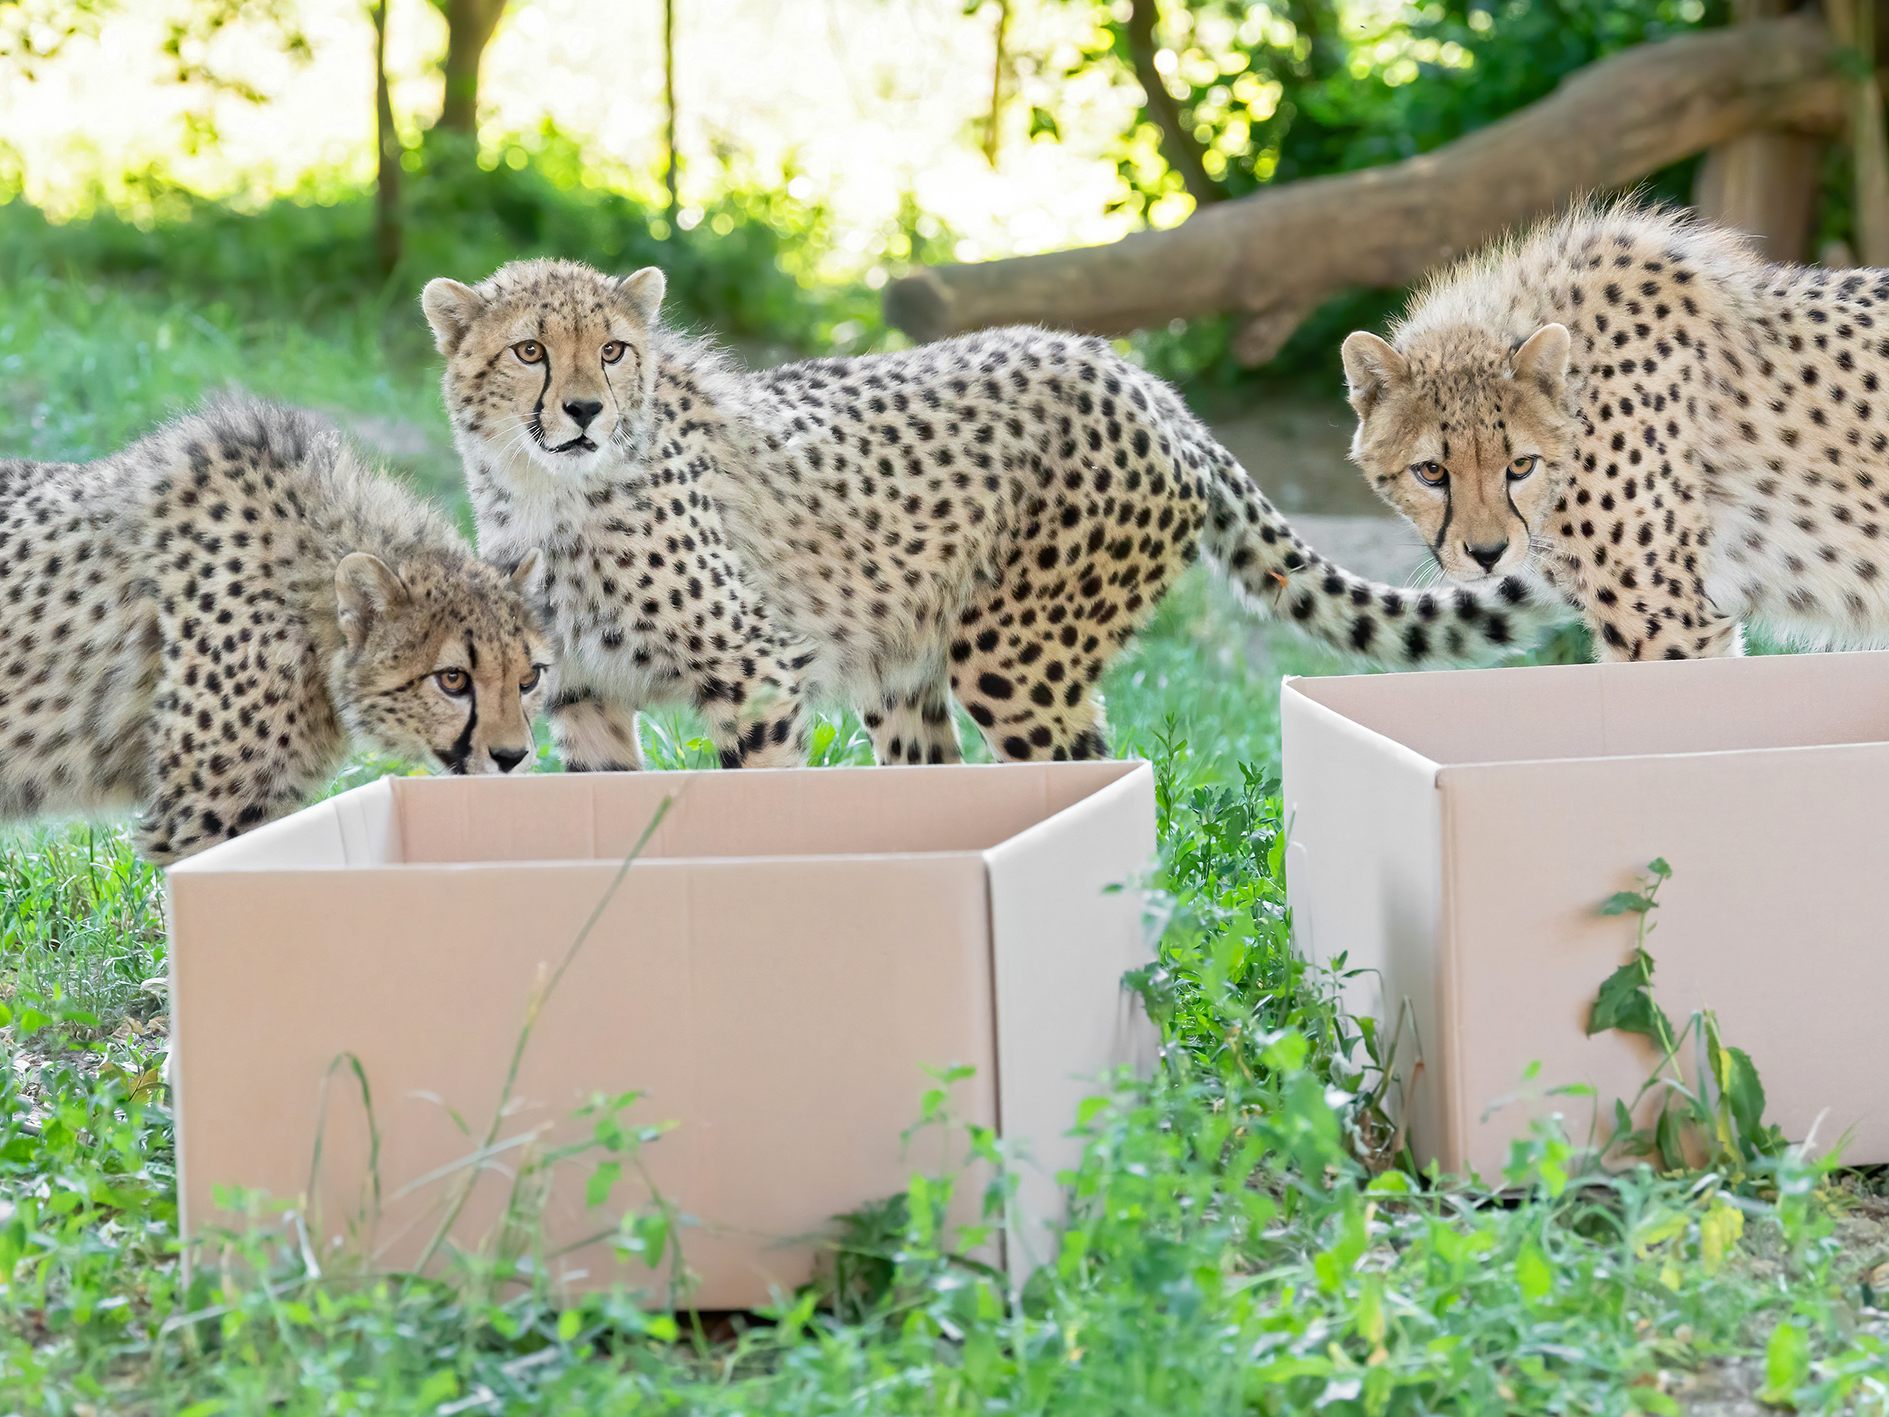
left=1586, top=859, right=1788, bottom=1178
left=8, top=768, right=1885, bottom=1411
left=1069, top=0, right=1727, bottom=391
left=0, top=122, right=875, bottom=378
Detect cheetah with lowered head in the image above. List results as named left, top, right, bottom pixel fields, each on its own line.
left=423, top=261, right=1564, bottom=769
left=0, top=401, right=551, bottom=862
left=1344, top=203, right=1889, bottom=659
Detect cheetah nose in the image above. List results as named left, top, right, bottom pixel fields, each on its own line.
left=1465, top=540, right=1509, bottom=573
left=562, top=399, right=603, bottom=431
left=490, top=746, right=529, bottom=774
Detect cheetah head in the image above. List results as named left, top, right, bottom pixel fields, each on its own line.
left=422, top=259, right=666, bottom=479
left=332, top=548, right=554, bottom=776
left=1342, top=322, right=1577, bottom=585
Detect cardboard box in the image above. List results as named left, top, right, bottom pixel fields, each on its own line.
left=167, top=762, right=1156, bottom=1305
left=1281, top=652, right=1889, bottom=1180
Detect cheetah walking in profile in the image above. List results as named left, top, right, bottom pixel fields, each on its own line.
left=0, top=402, right=551, bottom=862
left=423, top=262, right=1564, bottom=770
left=1344, top=203, right=1889, bottom=660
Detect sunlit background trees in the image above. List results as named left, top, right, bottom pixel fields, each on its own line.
left=3, top=0, right=1750, bottom=387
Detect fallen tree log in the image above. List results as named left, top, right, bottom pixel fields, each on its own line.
left=884, top=15, right=1848, bottom=364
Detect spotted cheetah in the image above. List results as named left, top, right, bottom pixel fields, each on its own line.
left=423, top=260, right=1563, bottom=769
left=1343, top=202, right=1889, bottom=659
left=0, top=401, right=551, bottom=863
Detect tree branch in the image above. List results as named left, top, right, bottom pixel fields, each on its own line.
left=885, top=16, right=1847, bottom=360
left=1123, top=0, right=1221, bottom=207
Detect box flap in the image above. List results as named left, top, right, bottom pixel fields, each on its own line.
left=983, top=760, right=1157, bottom=1272
left=1280, top=678, right=1452, bottom=1169
left=166, top=780, right=402, bottom=874
left=387, top=763, right=1142, bottom=864
left=1286, top=650, right=1889, bottom=766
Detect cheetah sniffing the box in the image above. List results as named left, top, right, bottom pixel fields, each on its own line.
left=424, top=261, right=1564, bottom=769
left=0, top=401, right=551, bottom=862
left=1344, top=202, right=1889, bottom=660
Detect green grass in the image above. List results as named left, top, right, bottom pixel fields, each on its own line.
left=3, top=249, right=1888, bottom=1415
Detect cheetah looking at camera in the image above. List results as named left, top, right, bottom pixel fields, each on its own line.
left=0, top=401, right=551, bottom=862
left=424, top=261, right=1564, bottom=769
left=1344, top=203, right=1889, bottom=660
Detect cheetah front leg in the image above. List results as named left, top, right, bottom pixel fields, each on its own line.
left=863, top=682, right=963, bottom=766
left=702, top=688, right=809, bottom=769
left=550, top=683, right=644, bottom=772
left=135, top=681, right=326, bottom=864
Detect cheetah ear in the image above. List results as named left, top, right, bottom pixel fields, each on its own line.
left=1510, top=323, right=1571, bottom=398
left=508, top=547, right=545, bottom=597
left=335, top=552, right=411, bottom=651
left=1341, top=331, right=1407, bottom=412
left=421, top=278, right=483, bottom=355
left=615, top=266, right=666, bottom=325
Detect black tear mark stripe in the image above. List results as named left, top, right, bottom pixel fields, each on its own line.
left=532, top=351, right=553, bottom=421
left=440, top=633, right=480, bottom=773
left=445, top=690, right=478, bottom=773
left=1432, top=480, right=1455, bottom=557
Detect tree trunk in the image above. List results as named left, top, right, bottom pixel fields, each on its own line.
left=372, top=0, right=400, bottom=277
left=1829, top=0, right=1889, bottom=264
left=440, top=0, right=507, bottom=136
left=1123, top=0, right=1219, bottom=207
left=984, top=0, right=1010, bottom=167
left=663, top=0, right=679, bottom=215
left=885, top=16, right=1848, bottom=361
left=1692, top=0, right=1821, bottom=260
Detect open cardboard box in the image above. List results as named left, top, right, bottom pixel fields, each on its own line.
left=167, top=761, right=1156, bottom=1306
left=1282, top=650, right=1889, bottom=1181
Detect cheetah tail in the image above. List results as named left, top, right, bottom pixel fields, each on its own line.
left=1197, top=446, right=1570, bottom=669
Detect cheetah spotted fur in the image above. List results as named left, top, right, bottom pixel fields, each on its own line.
left=424, top=260, right=1563, bottom=769
left=1346, top=202, right=1889, bottom=659
left=0, top=401, right=551, bottom=862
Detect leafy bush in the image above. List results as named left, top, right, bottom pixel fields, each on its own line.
left=0, top=123, right=877, bottom=364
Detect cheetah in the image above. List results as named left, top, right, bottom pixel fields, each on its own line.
left=0, top=401, right=551, bottom=863
left=1343, top=202, right=1889, bottom=660
left=422, top=260, right=1564, bottom=769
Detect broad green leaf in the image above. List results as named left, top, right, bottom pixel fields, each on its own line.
left=1655, top=1107, right=1688, bottom=1172
left=1516, top=1241, right=1552, bottom=1303
left=1356, top=1273, right=1386, bottom=1346
left=1722, top=1046, right=1769, bottom=1145
left=1700, top=1199, right=1744, bottom=1274
left=586, top=1160, right=621, bottom=1209
left=1630, top=1210, right=1690, bottom=1257
left=1759, top=1320, right=1810, bottom=1406
left=1588, top=958, right=1672, bottom=1042
left=1262, top=1030, right=1308, bottom=1073
left=1599, top=890, right=1653, bottom=916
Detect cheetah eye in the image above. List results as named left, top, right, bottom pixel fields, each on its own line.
left=512, top=340, right=544, bottom=365
left=1507, top=454, right=1540, bottom=481
left=435, top=668, right=472, bottom=697
left=520, top=665, right=545, bottom=693
left=1410, top=460, right=1447, bottom=486
left=601, top=340, right=627, bottom=365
